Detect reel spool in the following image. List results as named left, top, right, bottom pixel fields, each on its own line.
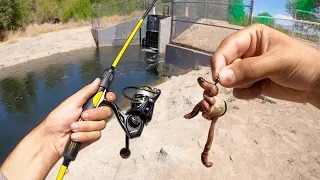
left=107, top=86, right=161, bottom=158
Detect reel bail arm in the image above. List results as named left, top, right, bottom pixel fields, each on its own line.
left=107, top=86, right=161, bottom=158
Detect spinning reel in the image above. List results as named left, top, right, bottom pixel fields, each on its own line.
left=107, top=86, right=161, bottom=158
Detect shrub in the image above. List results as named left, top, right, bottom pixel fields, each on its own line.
left=61, top=0, right=92, bottom=22
left=0, top=0, right=29, bottom=40
left=35, top=0, right=59, bottom=23
left=227, top=0, right=248, bottom=26
left=254, top=12, right=275, bottom=27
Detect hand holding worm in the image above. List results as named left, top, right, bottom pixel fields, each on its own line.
left=184, top=77, right=227, bottom=168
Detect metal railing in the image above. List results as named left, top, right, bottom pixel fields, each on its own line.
left=169, top=0, right=254, bottom=53
left=169, top=0, right=319, bottom=52
left=91, top=0, right=145, bottom=29
left=92, top=0, right=172, bottom=29
left=253, top=15, right=320, bottom=50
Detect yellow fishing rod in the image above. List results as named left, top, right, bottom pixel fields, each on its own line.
left=56, top=0, right=158, bottom=179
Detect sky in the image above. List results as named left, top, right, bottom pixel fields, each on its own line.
left=243, top=0, right=294, bottom=26
left=249, top=0, right=291, bottom=17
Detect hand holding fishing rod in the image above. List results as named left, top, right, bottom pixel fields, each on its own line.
left=56, top=0, right=158, bottom=179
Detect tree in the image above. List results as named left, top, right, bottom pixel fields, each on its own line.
left=0, top=0, right=30, bottom=40
left=35, top=0, right=59, bottom=23
left=254, top=12, right=275, bottom=27
left=61, top=0, right=92, bottom=22
left=286, top=0, right=319, bottom=43
left=228, top=0, right=247, bottom=26
left=286, top=0, right=319, bottom=21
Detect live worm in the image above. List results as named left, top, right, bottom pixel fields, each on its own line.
left=184, top=77, right=227, bottom=168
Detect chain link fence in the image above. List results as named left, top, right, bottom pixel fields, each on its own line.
left=169, top=0, right=253, bottom=53
left=91, top=0, right=172, bottom=29
left=91, top=0, right=145, bottom=29
left=169, top=0, right=319, bottom=52
left=252, top=15, right=320, bottom=50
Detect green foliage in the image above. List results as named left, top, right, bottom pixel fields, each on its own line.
left=35, top=0, right=59, bottom=23
left=286, top=0, right=319, bottom=21
left=254, top=12, right=275, bottom=27
left=126, top=0, right=144, bottom=14
left=0, top=0, right=15, bottom=30
left=0, top=0, right=146, bottom=40
left=0, top=0, right=29, bottom=40
left=92, top=0, right=145, bottom=19
left=0, top=0, right=29, bottom=30
left=94, top=0, right=124, bottom=18
left=61, top=0, right=92, bottom=22
left=227, top=0, right=248, bottom=26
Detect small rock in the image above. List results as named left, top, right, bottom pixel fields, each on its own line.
left=157, top=147, right=168, bottom=162
left=289, top=130, right=297, bottom=134
left=229, top=155, right=233, bottom=162
left=287, top=158, right=294, bottom=164
left=156, top=145, right=186, bottom=164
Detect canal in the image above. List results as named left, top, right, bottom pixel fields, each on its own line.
left=0, top=45, right=165, bottom=164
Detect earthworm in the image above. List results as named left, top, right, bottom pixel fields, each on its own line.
left=184, top=77, right=227, bottom=168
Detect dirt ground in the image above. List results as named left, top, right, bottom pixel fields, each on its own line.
left=0, top=15, right=319, bottom=180
left=0, top=15, right=142, bottom=70
left=0, top=26, right=96, bottom=70
left=46, top=67, right=320, bottom=180
left=172, top=19, right=243, bottom=54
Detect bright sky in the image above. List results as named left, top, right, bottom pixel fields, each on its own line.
left=242, top=0, right=291, bottom=17
left=243, top=0, right=294, bottom=25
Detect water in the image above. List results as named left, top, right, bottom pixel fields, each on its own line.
left=0, top=45, right=165, bottom=164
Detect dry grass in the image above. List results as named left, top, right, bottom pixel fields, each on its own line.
left=3, top=11, right=144, bottom=43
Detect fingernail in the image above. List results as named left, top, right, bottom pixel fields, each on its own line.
left=108, top=95, right=114, bottom=101
left=71, top=133, right=79, bottom=140
left=92, top=78, right=99, bottom=85
left=82, top=112, right=89, bottom=120
left=220, top=68, right=235, bottom=85
left=71, top=123, right=78, bottom=130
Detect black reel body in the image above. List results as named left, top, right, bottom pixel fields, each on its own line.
left=107, top=86, right=161, bottom=158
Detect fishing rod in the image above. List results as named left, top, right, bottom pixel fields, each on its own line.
left=56, top=0, right=158, bottom=179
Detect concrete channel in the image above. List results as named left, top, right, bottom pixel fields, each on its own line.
left=90, top=15, right=214, bottom=77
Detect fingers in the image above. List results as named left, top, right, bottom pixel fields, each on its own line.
left=211, top=24, right=271, bottom=80
left=81, top=106, right=112, bottom=121
left=71, top=131, right=102, bottom=142
left=106, top=92, right=116, bottom=102
left=218, top=54, right=283, bottom=88
left=211, top=25, right=260, bottom=79
left=71, top=120, right=106, bottom=132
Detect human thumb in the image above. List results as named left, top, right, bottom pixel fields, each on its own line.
left=218, top=56, right=278, bottom=88
left=66, top=78, right=101, bottom=106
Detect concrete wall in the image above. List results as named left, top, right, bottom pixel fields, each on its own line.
left=158, top=17, right=171, bottom=54
left=163, top=43, right=211, bottom=77
left=91, top=17, right=147, bottom=48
